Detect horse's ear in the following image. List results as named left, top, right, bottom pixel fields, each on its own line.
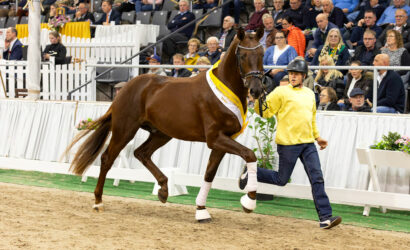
left=237, top=27, right=245, bottom=41
left=255, top=26, right=264, bottom=41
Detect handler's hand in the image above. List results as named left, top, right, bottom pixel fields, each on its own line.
left=316, top=137, right=328, bottom=150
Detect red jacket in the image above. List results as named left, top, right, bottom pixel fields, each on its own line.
left=286, top=25, right=305, bottom=57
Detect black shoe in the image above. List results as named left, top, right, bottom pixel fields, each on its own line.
left=238, top=165, right=248, bottom=190
left=320, top=216, right=342, bottom=229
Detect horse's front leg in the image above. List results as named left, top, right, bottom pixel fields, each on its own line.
left=195, top=150, right=225, bottom=223
left=206, top=132, right=258, bottom=213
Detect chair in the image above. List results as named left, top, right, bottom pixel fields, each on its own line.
left=22, top=45, right=28, bottom=60
left=0, top=16, right=6, bottom=28
left=5, top=16, right=18, bottom=28
left=200, top=8, right=222, bottom=28
left=19, top=16, right=28, bottom=24
left=96, top=63, right=130, bottom=100
left=136, top=11, right=151, bottom=24
left=121, top=11, right=136, bottom=24
left=63, top=56, right=72, bottom=64
left=162, top=0, right=178, bottom=11
left=0, top=5, right=9, bottom=10
left=192, top=9, right=203, bottom=21
left=94, top=12, right=103, bottom=23
left=93, top=0, right=103, bottom=12
left=152, top=11, right=168, bottom=26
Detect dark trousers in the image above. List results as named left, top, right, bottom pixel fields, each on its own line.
left=160, top=32, right=188, bottom=64
left=257, top=143, right=333, bottom=221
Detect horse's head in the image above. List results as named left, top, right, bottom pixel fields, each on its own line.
left=235, top=26, right=265, bottom=99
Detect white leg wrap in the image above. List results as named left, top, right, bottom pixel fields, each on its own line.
left=240, top=194, right=256, bottom=211
left=196, top=181, right=212, bottom=207
left=195, top=208, right=211, bottom=221
left=246, top=162, right=258, bottom=192
left=92, top=203, right=104, bottom=209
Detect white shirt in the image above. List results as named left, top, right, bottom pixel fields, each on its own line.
left=347, top=76, right=361, bottom=97
left=8, top=38, right=17, bottom=52
left=273, top=45, right=289, bottom=65
left=377, top=71, right=387, bottom=88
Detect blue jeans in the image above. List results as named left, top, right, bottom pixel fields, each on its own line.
left=376, top=106, right=397, bottom=113
left=257, top=143, right=332, bottom=221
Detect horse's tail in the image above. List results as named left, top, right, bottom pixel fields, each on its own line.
left=65, top=108, right=112, bottom=175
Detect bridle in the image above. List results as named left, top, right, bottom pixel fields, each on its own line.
left=235, top=43, right=265, bottom=83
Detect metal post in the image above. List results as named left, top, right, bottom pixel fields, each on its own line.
left=372, top=68, right=378, bottom=113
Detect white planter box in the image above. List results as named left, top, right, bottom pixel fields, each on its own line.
left=368, top=149, right=410, bottom=169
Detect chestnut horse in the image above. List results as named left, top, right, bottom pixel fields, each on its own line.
left=65, top=27, right=265, bottom=222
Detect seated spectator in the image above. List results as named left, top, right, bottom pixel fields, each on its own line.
left=74, top=3, right=95, bottom=23
left=302, top=0, right=323, bottom=31
left=135, top=0, right=162, bottom=12
left=159, top=0, right=195, bottom=64
left=280, top=16, right=306, bottom=57
left=218, top=16, right=236, bottom=51
left=380, top=30, right=410, bottom=80
left=343, top=88, right=372, bottom=112
left=57, top=0, right=77, bottom=15
left=200, top=36, right=222, bottom=65
left=333, top=0, right=359, bottom=15
left=347, top=0, right=384, bottom=24
left=311, top=28, right=350, bottom=66
left=377, top=0, right=410, bottom=26
left=284, top=0, right=305, bottom=29
left=306, top=13, right=338, bottom=61
left=2, top=27, right=23, bottom=61
left=314, top=55, right=345, bottom=98
left=185, top=38, right=201, bottom=71
left=338, top=60, right=373, bottom=105
left=371, top=54, right=405, bottom=113
left=272, top=0, right=286, bottom=26
left=114, top=0, right=136, bottom=14
left=146, top=54, right=167, bottom=76
left=351, top=29, right=381, bottom=66
left=349, top=10, right=382, bottom=47
left=322, top=0, right=347, bottom=29
left=190, top=56, right=211, bottom=77
left=42, top=31, right=67, bottom=64
left=193, top=0, right=217, bottom=10
left=260, top=14, right=277, bottom=49
left=378, top=9, right=410, bottom=51
left=317, top=87, right=341, bottom=110
left=94, top=0, right=121, bottom=25
left=169, top=53, right=192, bottom=77
left=263, top=30, right=298, bottom=86
left=44, top=4, right=57, bottom=23
left=245, top=0, right=269, bottom=31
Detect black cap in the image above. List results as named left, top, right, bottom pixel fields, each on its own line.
left=350, top=88, right=365, bottom=98
left=286, top=59, right=308, bottom=74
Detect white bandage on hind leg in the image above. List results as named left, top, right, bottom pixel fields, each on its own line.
left=196, top=181, right=212, bottom=206
left=246, top=162, right=258, bottom=192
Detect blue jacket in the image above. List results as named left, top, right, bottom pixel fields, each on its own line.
left=377, top=70, right=405, bottom=113
left=3, top=39, right=23, bottom=60
left=311, top=44, right=351, bottom=66
left=313, top=22, right=338, bottom=49
left=350, top=24, right=383, bottom=47
left=168, top=11, right=196, bottom=38
left=377, top=5, right=410, bottom=25
left=95, top=9, right=121, bottom=25
left=333, top=0, right=359, bottom=13
left=263, top=45, right=297, bottom=73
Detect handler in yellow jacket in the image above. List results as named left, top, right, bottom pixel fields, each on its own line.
left=239, top=59, right=342, bottom=229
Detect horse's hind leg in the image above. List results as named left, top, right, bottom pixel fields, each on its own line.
left=134, top=130, right=171, bottom=203
left=195, top=149, right=225, bottom=223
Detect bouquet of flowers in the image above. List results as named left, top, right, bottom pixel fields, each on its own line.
left=48, top=15, right=71, bottom=32
left=370, top=132, right=410, bottom=155
left=76, top=118, right=95, bottom=131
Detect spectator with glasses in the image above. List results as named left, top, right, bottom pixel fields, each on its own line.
left=279, top=16, right=306, bottom=57
left=318, top=87, right=341, bottom=110
left=351, top=29, right=381, bottom=66
left=378, top=9, right=410, bottom=51
left=349, top=10, right=382, bottom=47
left=377, top=0, right=410, bottom=26
left=311, top=28, right=350, bottom=67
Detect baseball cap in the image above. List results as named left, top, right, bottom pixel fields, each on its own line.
left=350, top=88, right=365, bottom=98
left=146, top=54, right=161, bottom=63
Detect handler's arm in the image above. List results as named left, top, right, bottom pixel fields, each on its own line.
left=254, top=89, right=281, bottom=118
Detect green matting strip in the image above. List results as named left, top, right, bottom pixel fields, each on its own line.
left=0, top=169, right=409, bottom=233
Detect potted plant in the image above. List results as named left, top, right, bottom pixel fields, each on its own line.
left=247, top=108, right=277, bottom=200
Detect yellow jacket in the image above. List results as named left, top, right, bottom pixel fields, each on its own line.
left=185, top=53, right=200, bottom=71
left=254, top=84, right=320, bottom=145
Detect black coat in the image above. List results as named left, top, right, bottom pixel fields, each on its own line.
left=328, top=7, right=347, bottom=29
left=167, top=11, right=196, bottom=38
left=342, top=73, right=373, bottom=103
left=42, top=43, right=67, bottom=64
left=351, top=45, right=381, bottom=66
left=95, top=9, right=121, bottom=25
left=169, top=68, right=192, bottom=77
left=74, top=11, right=95, bottom=23
left=377, top=70, right=405, bottom=113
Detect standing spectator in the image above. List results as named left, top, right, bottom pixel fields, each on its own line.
left=378, top=9, right=410, bottom=51
left=311, top=28, right=350, bottom=66
left=306, top=13, right=338, bottom=62
left=283, top=0, right=305, bottom=29
left=95, top=0, right=121, bottom=25
left=272, top=0, right=285, bottom=25
left=302, top=0, right=323, bottom=31
left=317, top=87, right=341, bottom=110
left=160, top=0, right=195, bottom=64
left=190, top=56, right=211, bottom=77
left=371, top=54, right=405, bottom=113
left=2, top=28, right=22, bottom=60
left=314, top=55, right=345, bottom=99
left=74, top=3, right=95, bottom=23
left=263, top=30, right=298, bottom=86
left=377, top=0, right=410, bottom=26
left=380, top=30, right=410, bottom=81
left=343, top=88, right=372, bottom=112
left=185, top=38, right=201, bottom=71
left=169, top=53, right=192, bottom=77
left=322, top=0, right=347, bottom=29
left=280, top=16, right=306, bottom=57
left=349, top=10, right=382, bottom=47
left=260, top=14, right=277, bottom=49
left=333, top=0, right=359, bottom=15
left=244, top=0, right=269, bottom=31
left=218, top=16, right=236, bottom=51
left=135, top=0, right=162, bottom=12
left=146, top=54, right=167, bottom=76
left=42, top=31, right=67, bottom=65
left=200, top=37, right=222, bottom=65
left=351, top=29, right=381, bottom=66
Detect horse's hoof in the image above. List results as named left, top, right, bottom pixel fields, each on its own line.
left=240, top=194, right=256, bottom=213
left=196, top=208, right=212, bottom=223
left=158, top=188, right=168, bottom=203
left=92, top=203, right=104, bottom=212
